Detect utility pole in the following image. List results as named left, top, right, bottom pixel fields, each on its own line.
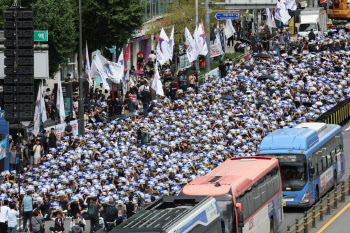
left=195, top=0, right=200, bottom=71
left=78, top=0, right=84, bottom=135
left=205, top=0, right=211, bottom=73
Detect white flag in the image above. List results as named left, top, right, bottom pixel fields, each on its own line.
left=118, top=49, right=124, bottom=66
left=156, top=28, right=170, bottom=65
left=194, top=24, right=208, bottom=56
left=33, top=84, right=42, bottom=136
left=167, top=26, right=175, bottom=61
left=151, top=62, right=164, bottom=96
left=225, top=19, right=236, bottom=39
left=57, top=74, right=66, bottom=123
left=91, top=59, right=110, bottom=91
left=85, top=41, right=93, bottom=87
left=286, top=0, right=297, bottom=10
left=96, top=54, right=113, bottom=79
left=266, top=8, right=276, bottom=32
left=275, top=0, right=291, bottom=24
left=41, top=82, right=47, bottom=123
left=109, top=62, right=124, bottom=83
left=185, top=27, right=198, bottom=63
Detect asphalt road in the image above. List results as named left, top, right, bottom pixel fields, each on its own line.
left=316, top=202, right=350, bottom=233
left=16, top=123, right=350, bottom=233
left=277, top=122, right=350, bottom=233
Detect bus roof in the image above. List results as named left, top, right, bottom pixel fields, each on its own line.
left=182, top=157, right=279, bottom=197
left=259, top=123, right=341, bottom=152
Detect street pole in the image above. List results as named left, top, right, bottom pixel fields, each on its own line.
left=205, top=0, right=211, bottom=74
left=78, top=0, right=84, bottom=135
left=195, top=0, right=199, bottom=71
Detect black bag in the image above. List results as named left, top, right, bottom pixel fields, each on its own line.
left=88, top=203, right=97, bottom=219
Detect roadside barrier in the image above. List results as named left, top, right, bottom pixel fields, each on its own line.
left=283, top=177, right=350, bottom=233
left=316, top=99, right=350, bottom=126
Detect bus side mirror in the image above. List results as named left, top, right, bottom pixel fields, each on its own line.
left=236, top=203, right=244, bottom=227
left=236, top=203, right=242, bottom=212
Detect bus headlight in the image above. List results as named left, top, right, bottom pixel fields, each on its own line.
left=300, top=191, right=310, bottom=204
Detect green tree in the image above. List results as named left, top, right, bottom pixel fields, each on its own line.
left=82, top=0, right=146, bottom=52
left=145, top=0, right=225, bottom=47
left=0, top=0, right=78, bottom=77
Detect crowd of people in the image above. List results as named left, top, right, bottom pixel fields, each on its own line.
left=0, top=27, right=350, bottom=233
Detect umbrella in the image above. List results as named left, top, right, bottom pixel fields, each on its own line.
left=134, top=70, right=144, bottom=75
left=220, top=95, right=236, bottom=101
left=257, top=75, right=273, bottom=81
left=255, top=53, right=271, bottom=59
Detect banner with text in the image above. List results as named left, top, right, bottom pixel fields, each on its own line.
left=44, top=120, right=78, bottom=141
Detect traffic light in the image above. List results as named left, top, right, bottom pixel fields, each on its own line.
left=4, top=8, right=35, bottom=121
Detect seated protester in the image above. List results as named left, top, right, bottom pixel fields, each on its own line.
left=49, top=212, right=65, bottom=233
left=69, top=213, right=85, bottom=233
left=69, top=217, right=83, bottom=233
left=104, top=198, right=118, bottom=231
left=31, top=209, right=44, bottom=233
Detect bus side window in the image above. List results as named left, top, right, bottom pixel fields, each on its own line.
left=335, top=134, right=343, bottom=153
left=259, top=176, right=268, bottom=204
left=312, top=152, right=318, bottom=176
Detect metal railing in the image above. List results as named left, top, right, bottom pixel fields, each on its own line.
left=315, top=98, right=350, bottom=126
left=282, top=177, right=350, bottom=233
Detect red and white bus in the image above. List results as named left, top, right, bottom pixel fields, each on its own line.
left=180, top=157, right=283, bottom=233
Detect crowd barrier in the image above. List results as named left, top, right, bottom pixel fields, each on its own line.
left=315, top=98, right=350, bottom=126
left=283, top=178, right=350, bottom=233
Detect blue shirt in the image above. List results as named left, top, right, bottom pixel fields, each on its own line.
left=23, top=195, right=35, bottom=212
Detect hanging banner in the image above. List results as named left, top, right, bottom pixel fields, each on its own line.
left=179, top=55, right=191, bottom=70
left=0, top=138, right=8, bottom=160
left=44, top=120, right=78, bottom=141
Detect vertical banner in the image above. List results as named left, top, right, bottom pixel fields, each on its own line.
left=0, top=138, right=8, bottom=160
left=289, top=16, right=295, bottom=34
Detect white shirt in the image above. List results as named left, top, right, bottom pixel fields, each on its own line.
left=33, top=145, right=42, bottom=159
left=0, top=205, right=10, bottom=222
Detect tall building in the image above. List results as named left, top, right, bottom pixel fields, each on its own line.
left=129, top=0, right=170, bottom=69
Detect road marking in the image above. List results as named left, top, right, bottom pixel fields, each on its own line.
left=345, top=126, right=350, bottom=131
left=316, top=202, right=350, bottom=233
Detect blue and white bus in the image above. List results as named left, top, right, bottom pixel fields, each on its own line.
left=258, top=123, right=344, bottom=207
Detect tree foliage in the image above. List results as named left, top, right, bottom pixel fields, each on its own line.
left=145, top=0, right=225, bottom=47
left=0, top=0, right=78, bottom=77
left=0, top=0, right=146, bottom=77
left=82, top=0, right=146, bottom=52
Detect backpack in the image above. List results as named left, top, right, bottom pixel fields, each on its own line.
left=88, top=203, right=97, bottom=219
left=72, top=225, right=83, bottom=233
left=141, top=86, right=151, bottom=102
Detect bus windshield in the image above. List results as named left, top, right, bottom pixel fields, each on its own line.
left=270, top=155, right=307, bottom=191
left=299, top=23, right=317, bottom=32
left=217, top=200, right=235, bottom=233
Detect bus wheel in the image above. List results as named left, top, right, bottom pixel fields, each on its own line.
left=315, top=187, right=320, bottom=203
left=270, top=218, right=275, bottom=233
left=334, top=172, right=337, bottom=189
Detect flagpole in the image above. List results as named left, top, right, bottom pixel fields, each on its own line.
left=78, top=0, right=84, bottom=135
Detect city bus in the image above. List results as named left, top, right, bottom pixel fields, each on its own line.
left=258, top=123, right=345, bottom=207
left=180, top=157, right=283, bottom=233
